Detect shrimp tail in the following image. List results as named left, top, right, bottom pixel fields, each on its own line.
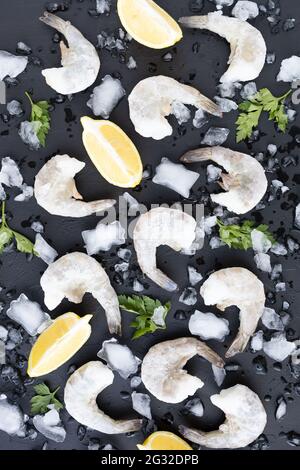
left=40, top=11, right=69, bottom=33
left=146, top=269, right=178, bottom=292
left=196, top=342, right=224, bottom=368
left=226, top=332, right=250, bottom=358
left=178, top=16, right=209, bottom=30
left=88, top=199, right=116, bottom=214
left=115, top=419, right=143, bottom=433
left=180, top=147, right=213, bottom=163
left=179, top=425, right=207, bottom=445
left=195, top=95, right=222, bottom=117
left=106, top=316, right=122, bottom=336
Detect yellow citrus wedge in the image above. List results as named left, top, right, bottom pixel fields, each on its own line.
left=27, top=313, right=92, bottom=377
left=137, top=431, right=192, bottom=450
left=117, top=0, right=182, bottom=49
left=81, top=116, right=143, bottom=188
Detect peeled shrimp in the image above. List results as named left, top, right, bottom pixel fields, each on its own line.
left=64, top=361, right=142, bottom=434
left=40, top=12, right=100, bottom=94
left=180, top=146, right=267, bottom=214
left=133, top=207, right=197, bottom=291
left=179, top=12, right=266, bottom=83
left=180, top=384, right=267, bottom=449
left=200, top=268, right=265, bottom=358
left=40, top=252, right=121, bottom=335
left=128, top=76, right=222, bottom=140
left=34, top=154, right=116, bottom=217
left=141, top=337, right=224, bottom=403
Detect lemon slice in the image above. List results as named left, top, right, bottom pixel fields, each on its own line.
left=117, top=0, right=182, bottom=49
left=137, top=431, right=192, bottom=450
left=81, top=116, right=143, bottom=188
left=28, top=313, right=92, bottom=377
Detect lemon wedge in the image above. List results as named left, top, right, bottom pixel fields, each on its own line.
left=27, top=313, right=92, bottom=377
left=81, top=116, right=142, bottom=188
left=137, top=431, right=192, bottom=450
left=117, top=0, right=182, bottom=49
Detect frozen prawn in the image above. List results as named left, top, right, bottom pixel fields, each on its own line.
left=34, top=154, right=116, bottom=217
left=133, top=207, right=197, bottom=291
left=40, top=252, right=121, bottom=335
left=65, top=361, right=142, bottom=434
left=40, top=12, right=100, bottom=94
left=128, top=75, right=222, bottom=140
left=180, top=146, right=267, bottom=214
left=179, top=12, right=266, bottom=83
left=200, top=268, right=265, bottom=358
left=180, top=384, right=267, bottom=449
left=141, top=337, right=224, bottom=403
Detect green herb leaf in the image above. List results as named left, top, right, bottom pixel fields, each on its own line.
left=217, top=218, right=275, bottom=250
left=30, top=383, right=63, bottom=415
left=0, top=201, right=37, bottom=256
left=25, top=92, right=51, bottom=147
left=13, top=231, right=35, bottom=254
left=118, top=294, right=171, bottom=339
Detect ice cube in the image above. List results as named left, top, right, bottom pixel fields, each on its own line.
left=271, top=263, right=282, bottom=280
left=212, top=364, right=226, bottom=386
left=34, top=234, right=58, bottom=265
left=0, top=156, right=23, bottom=188
left=240, top=82, right=257, bottom=100
left=82, top=221, right=125, bottom=255
left=295, top=203, right=300, bottom=229
left=31, top=221, right=44, bottom=233
left=214, top=96, right=238, bottom=112
left=87, top=75, right=125, bottom=119
left=262, top=307, right=284, bottom=331
left=232, top=1, right=259, bottom=21
left=192, top=108, right=208, bottom=128
left=251, top=229, right=272, bottom=253
left=189, top=310, right=229, bottom=341
left=270, top=242, right=287, bottom=256
left=254, top=253, right=272, bottom=273
left=117, top=247, right=132, bottom=262
left=114, top=261, right=129, bottom=273
left=133, top=278, right=144, bottom=292
left=209, top=236, right=226, bottom=249
left=277, top=56, right=300, bottom=82
left=130, top=376, right=142, bottom=388
left=126, top=56, right=137, bottom=69
left=217, top=81, right=241, bottom=98
left=287, top=109, right=296, bottom=122
left=179, top=287, right=198, bottom=306
left=7, top=293, right=51, bottom=336
left=0, top=340, right=5, bottom=364
left=18, top=121, right=41, bottom=150
left=188, top=266, right=203, bottom=286
left=263, top=333, right=296, bottom=362
left=95, top=0, right=111, bottom=14
left=33, top=409, right=66, bottom=443
left=131, top=392, right=152, bottom=420
left=14, top=183, right=33, bottom=202
left=171, top=101, right=191, bottom=125
left=0, top=395, right=25, bottom=437
left=266, top=52, right=276, bottom=64
left=184, top=398, right=204, bottom=417
left=152, top=306, right=166, bottom=327
left=275, top=282, right=286, bottom=292
left=275, top=398, right=287, bottom=420
left=250, top=330, right=264, bottom=352
left=16, top=42, right=32, bottom=55
left=7, top=100, right=23, bottom=116
left=207, top=164, right=222, bottom=183
left=267, top=144, right=277, bottom=156
left=0, top=325, right=8, bottom=342
left=201, top=127, right=230, bottom=146
left=152, top=157, right=199, bottom=198
left=97, top=338, right=141, bottom=379
left=0, top=51, right=28, bottom=80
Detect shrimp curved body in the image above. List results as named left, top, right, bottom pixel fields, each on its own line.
left=200, top=268, right=265, bottom=358
left=180, top=146, right=267, bottom=214
left=34, top=154, right=116, bottom=217
left=64, top=362, right=142, bottom=434
left=179, top=12, right=266, bottom=83
left=141, top=338, right=224, bottom=403
left=133, top=207, right=198, bottom=291
left=128, top=76, right=222, bottom=140
left=180, top=384, right=267, bottom=449
left=40, top=12, right=100, bottom=94
left=40, top=252, right=121, bottom=335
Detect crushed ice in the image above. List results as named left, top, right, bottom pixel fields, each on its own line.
left=189, top=310, right=229, bottom=341
left=87, top=75, right=125, bottom=119
left=152, top=158, right=199, bottom=198
left=82, top=221, right=126, bottom=255
left=6, top=293, right=51, bottom=336
left=97, top=338, right=141, bottom=379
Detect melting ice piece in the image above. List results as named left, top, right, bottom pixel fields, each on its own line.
left=34, top=234, right=58, bottom=265
left=18, top=121, right=40, bottom=150
left=188, top=266, right=203, bottom=286
left=179, top=287, right=198, bottom=306
left=97, top=338, right=141, bottom=379
left=152, top=306, right=166, bottom=327
left=0, top=325, right=8, bottom=342
left=33, top=409, right=66, bottom=443
left=184, top=398, right=204, bottom=417
left=7, top=100, right=23, bottom=116
left=82, top=221, right=126, bottom=255
left=117, top=247, right=132, bottom=261
left=254, top=253, right=272, bottom=273
left=232, top=1, right=259, bottom=21
left=130, top=375, right=142, bottom=389
left=217, top=81, right=240, bottom=98
left=87, top=75, right=125, bottom=118
left=250, top=330, right=264, bottom=352
left=201, top=127, right=230, bottom=146
left=262, top=307, right=284, bottom=331
left=171, top=101, right=191, bottom=125
left=6, top=293, right=51, bottom=336
left=271, top=242, right=287, bottom=256
left=207, top=164, right=222, bottom=183
left=263, top=333, right=296, bottom=362
left=133, top=278, right=144, bottom=292
left=295, top=203, right=300, bottom=229
left=251, top=229, right=272, bottom=253
left=127, top=56, right=137, bottom=70
left=192, top=108, right=208, bottom=129
left=0, top=157, right=23, bottom=188
left=240, top=82, right=257, bottom=100
left=14, top=184, right=33, bottom=202
left=0, top=394, right=25, bottom=436
left=152, top=158, right=199, bottom=198
left=0, top=340, right=5, bottom=364
left=214, top=96, right=238, bottom=112
left=212, top=364, right=226, bottom=387
left=277, top=56, right=300, bottom=82
left=189, top=310, right=229, bottom=341
left=131, top=392, right=152, bottom=420
left=275, top=399, right=287, bottom=420
left=204, top=215, right=217, bottom=235
left=0, top=51, right=28, bottom=80
left=95, top=0, right=111, bottom=14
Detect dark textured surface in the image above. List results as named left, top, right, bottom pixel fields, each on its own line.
left=0, top=0, right=300, bottom=451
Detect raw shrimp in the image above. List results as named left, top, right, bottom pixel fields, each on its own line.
left=141, top=337, right=224, bottom=403
left=179, top=12, right=266, bottom=83
left=34, top=154, right=116, bottom=217
left=180, top=146, right=267, bottom=214
left=200, top=268, right=265, bottom=358
left=40, top=12, right=100, bottom=94
left=128, top=76, right=222, bottom=140
left=133, top=207, right=198, bottom=291
left=64, top=361, right=142, bottom=434
left=179, top=384, right=267, bottom=449
left=40, top=252, right=121, bottom=335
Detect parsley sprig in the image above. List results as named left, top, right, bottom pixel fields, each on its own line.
left=0, top=201, right=36, bottom=255
left=30, top=382, right=63, bottom=415
left=118, top=294, right=171, bottom=339
left=25, top=92, right=51, bottom=147
left=217, top=219, right=275, bottom=250
left=236, top=88, right=291, bottom=142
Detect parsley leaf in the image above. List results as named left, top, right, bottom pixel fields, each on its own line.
left=217, top=218, right=275, bottom=250
left=0, top=201, right=36, bottom=255
left=118, top=294, right=171, bottom=339
left=25, top=92, right=51, bottom=147
left=236, top=88, right=291, bottom=142
left=30, top=382, right=63, bottom=415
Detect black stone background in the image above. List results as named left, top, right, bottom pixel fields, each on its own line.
left=0, top=0, right=299, bottom=451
